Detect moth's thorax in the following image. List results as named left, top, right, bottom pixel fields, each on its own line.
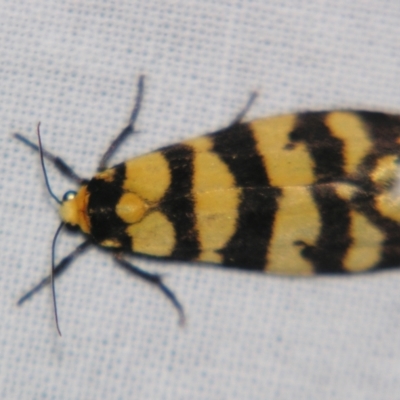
left=79, top=165, right=152, bottom=249
left=59, top=185, right=90, bottom=233
left=91, top=165, right=151, bottom=227
left=115, top=192, right=149, bottom=224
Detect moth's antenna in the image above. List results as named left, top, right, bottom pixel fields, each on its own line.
left=37, top=122, right=64, bottom=335
left=51, top=222, right=64, bottom=336
left=36, top=123, right=62, bottom=205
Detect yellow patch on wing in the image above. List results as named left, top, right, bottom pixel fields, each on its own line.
left=343, top=211, right=384, bottom=272
left=370, top=155, right=399, bottom=189
left=95, top=168, right=116, bottom=182
left=251, top=116, right=315, bottom=187
left=334, top=182, right=360, bottom=201
left=375, top=192, right=400, bottom=223
left=184, top=135, right=213, bottom=151
left=127, top=211, right=175, bottom=257
left=100, top=238, right=122, bottom=248
left=266, top=186, right=320, bottom=275
left=188, top=137, right=240, bottom=263
left=324, top=112, right=372, bottom=176
left=124, top=152, right=171, bottom=202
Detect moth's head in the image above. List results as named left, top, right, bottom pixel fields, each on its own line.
left=59, top=186, right=90, bottom=234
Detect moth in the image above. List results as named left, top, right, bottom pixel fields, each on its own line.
left=15, top=76, right=400, bottom=334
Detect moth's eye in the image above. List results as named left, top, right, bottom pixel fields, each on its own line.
left=62, top=190, right=77, bottom=202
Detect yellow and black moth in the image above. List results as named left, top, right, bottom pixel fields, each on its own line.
left=15, top=76, right=400, bottom=334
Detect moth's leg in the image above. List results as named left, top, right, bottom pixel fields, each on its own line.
left=230, top=90, right=259, bottom=125
left=13, top=132, right=84, bottom=184
left=98, top=75, right=145, bottom=171
left=113, top=253, right=185, bottom=326
left=17, top=240, right=91, bottom=306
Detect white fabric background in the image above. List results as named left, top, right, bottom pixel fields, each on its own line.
left=1, top=1, right=400, bottom=399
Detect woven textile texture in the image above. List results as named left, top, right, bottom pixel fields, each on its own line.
left=1, top=1, right=400, bottom=399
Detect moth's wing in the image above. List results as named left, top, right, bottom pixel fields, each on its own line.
left=125, top=111, right=400, bottom=273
